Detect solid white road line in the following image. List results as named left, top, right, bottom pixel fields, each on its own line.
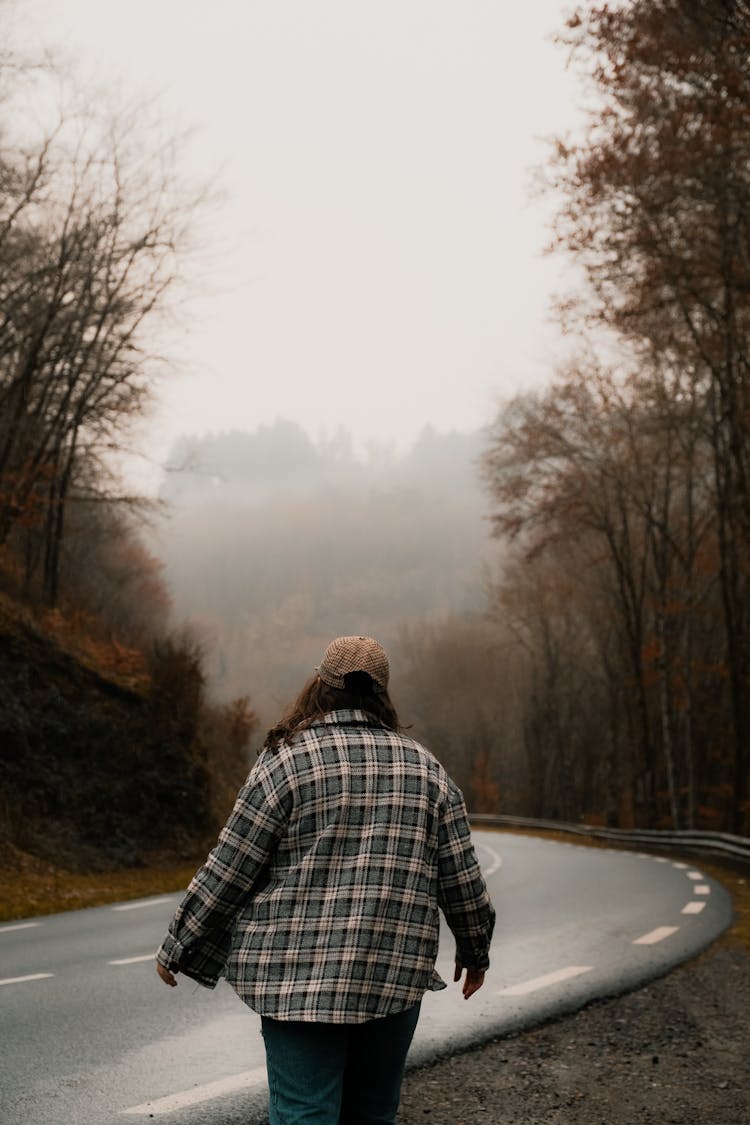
left=476, top=841, right=502, bottom=877
left=121, top=1067, right=267, bottom=1116
left=0, top=922, right=41, bottom=934
left=682, top=901, right=706, bottom=915
left=694, top=884, right=711, bottom=895
left=112, top=898, right=174, bottom=912
left=108, top=954, right=157, bottom=966
left=0, top=973, right=54, bottom=986
left=498, top=966, right=592, bottom=997
left=633, top=926, right=679, bottom=945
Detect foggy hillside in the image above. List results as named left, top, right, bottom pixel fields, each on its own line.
left=152, top=421, right=495, bottom=732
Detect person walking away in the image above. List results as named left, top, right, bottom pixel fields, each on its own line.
left=156, top=634, right=495, bottom=1124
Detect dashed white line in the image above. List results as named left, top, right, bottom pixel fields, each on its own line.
left=0, top=973, right=54, bottom=986
left=0, top=922, right=41, bottom=934
left=109, top=954, right=156, bottom=966
left=682, top=901, right=706, bottom=915
left=112, top=897, right=174, bottom=912
left=633, top=926, right=679, bottom=945
left=498, top=966, right=592, bottom=997
left=694, top=884, right=711, bottom=895
left=672, top=862, right=689, bottom=870
left=121, top=1067, right=267, bottom=1116
left=687, top=871, right=703, bottom=881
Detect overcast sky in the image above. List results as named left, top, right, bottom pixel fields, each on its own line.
left=21, top=1, right=582, bottom=483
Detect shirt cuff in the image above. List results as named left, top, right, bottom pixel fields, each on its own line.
left=454, top=942, right=491, bottom=972
left=156, top=931, right=185, bottom=972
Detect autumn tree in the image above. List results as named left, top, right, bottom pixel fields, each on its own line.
left=482, top=356, right=729, bottom=827
left=56, top=495, right=172, bottom=647
left=485, top=537, right=619, bottom=824
left=546, top=0, right=750, bottom=830
left=393, top=615, right=519, bottom=811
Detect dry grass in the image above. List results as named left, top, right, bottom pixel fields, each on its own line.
left=700, top=858, right=750, bottom=954
left=0, top=847, right=200, bottom=923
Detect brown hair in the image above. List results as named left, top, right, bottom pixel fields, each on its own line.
left=262, top=672, right=402, bottom=752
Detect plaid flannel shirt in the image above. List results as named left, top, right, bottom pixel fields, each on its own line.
left=157, top=709, right=495, bottom=1023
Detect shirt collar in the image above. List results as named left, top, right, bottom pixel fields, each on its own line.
left=314, top=709, right=373, bottom=726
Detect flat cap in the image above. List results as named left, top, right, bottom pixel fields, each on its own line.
left=318, top=635, right=389, bottom=693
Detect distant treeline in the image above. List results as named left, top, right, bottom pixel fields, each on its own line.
left=154, top=422, right=494, bottom=726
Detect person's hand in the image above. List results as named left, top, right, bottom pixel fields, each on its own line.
left=156, top=961, right=178, bottom=987
left=454, top=961, right=485, bottom=999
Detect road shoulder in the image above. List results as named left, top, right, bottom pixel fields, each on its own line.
left=398, top=942, right=749, bottom=1124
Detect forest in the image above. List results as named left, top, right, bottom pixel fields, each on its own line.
left=153, top=2, right=750, bottom=837
left=478, top=0, right=750, bottom=834
left=1, top=0, right=749, bottom=874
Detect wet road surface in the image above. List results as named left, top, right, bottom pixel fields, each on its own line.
left=0, top=832, right=732, bottom=1124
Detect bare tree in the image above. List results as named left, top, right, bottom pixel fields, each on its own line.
left=393, top=615, right=519, bottom=810
left=482, top=359, right=721, bottom=828
left=0, top=68, right=198, bottom=604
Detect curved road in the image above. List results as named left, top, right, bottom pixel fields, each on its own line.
left=0, top=832, right=733, bottom=1124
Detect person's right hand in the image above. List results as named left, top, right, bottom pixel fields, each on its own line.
left=454, top=962, right=485, bottom=999
left=156, top=961, right=178, bottom=987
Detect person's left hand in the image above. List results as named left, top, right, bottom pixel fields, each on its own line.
left=454, top=961, right=485, bottom=999
left=156, top=962, right=178, bottom=987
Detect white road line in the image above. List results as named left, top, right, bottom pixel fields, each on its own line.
left=694, top=884, right=711, bottom=895
left=112, top=897, right=174, bottom=912
left=0, top=922, right=41, bottom=934
left=682, top=901, right=706, bottom=915
left=687, top=871, right=703, bottom=880
left=633, top=926, right=679, bottom=945
left=673, top=862, right=689, bottom=869
left=498, top=966, right=592, bottom=997
left=121, top=1067, right=267, bottom=1116
left=476, top=841, right=502, bottom=877
left=109, top=954, right=156, bottom=966
left=0, top=973, right=54, bottom=986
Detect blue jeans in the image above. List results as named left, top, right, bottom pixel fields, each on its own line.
left=260, top=1003, right=421, bottom=1124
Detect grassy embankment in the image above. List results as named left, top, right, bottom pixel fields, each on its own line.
left=0, top=846, right=202, bottom=922
left=0, top=588, right=243, bottom=919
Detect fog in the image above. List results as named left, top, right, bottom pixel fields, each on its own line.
left=152, top=420, right=495, bottom=730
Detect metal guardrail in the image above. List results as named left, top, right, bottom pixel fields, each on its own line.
left=469, top=813, right=750, bottom=864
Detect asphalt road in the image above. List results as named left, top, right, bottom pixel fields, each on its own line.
left=0, top=832, right=733, bottom=1125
